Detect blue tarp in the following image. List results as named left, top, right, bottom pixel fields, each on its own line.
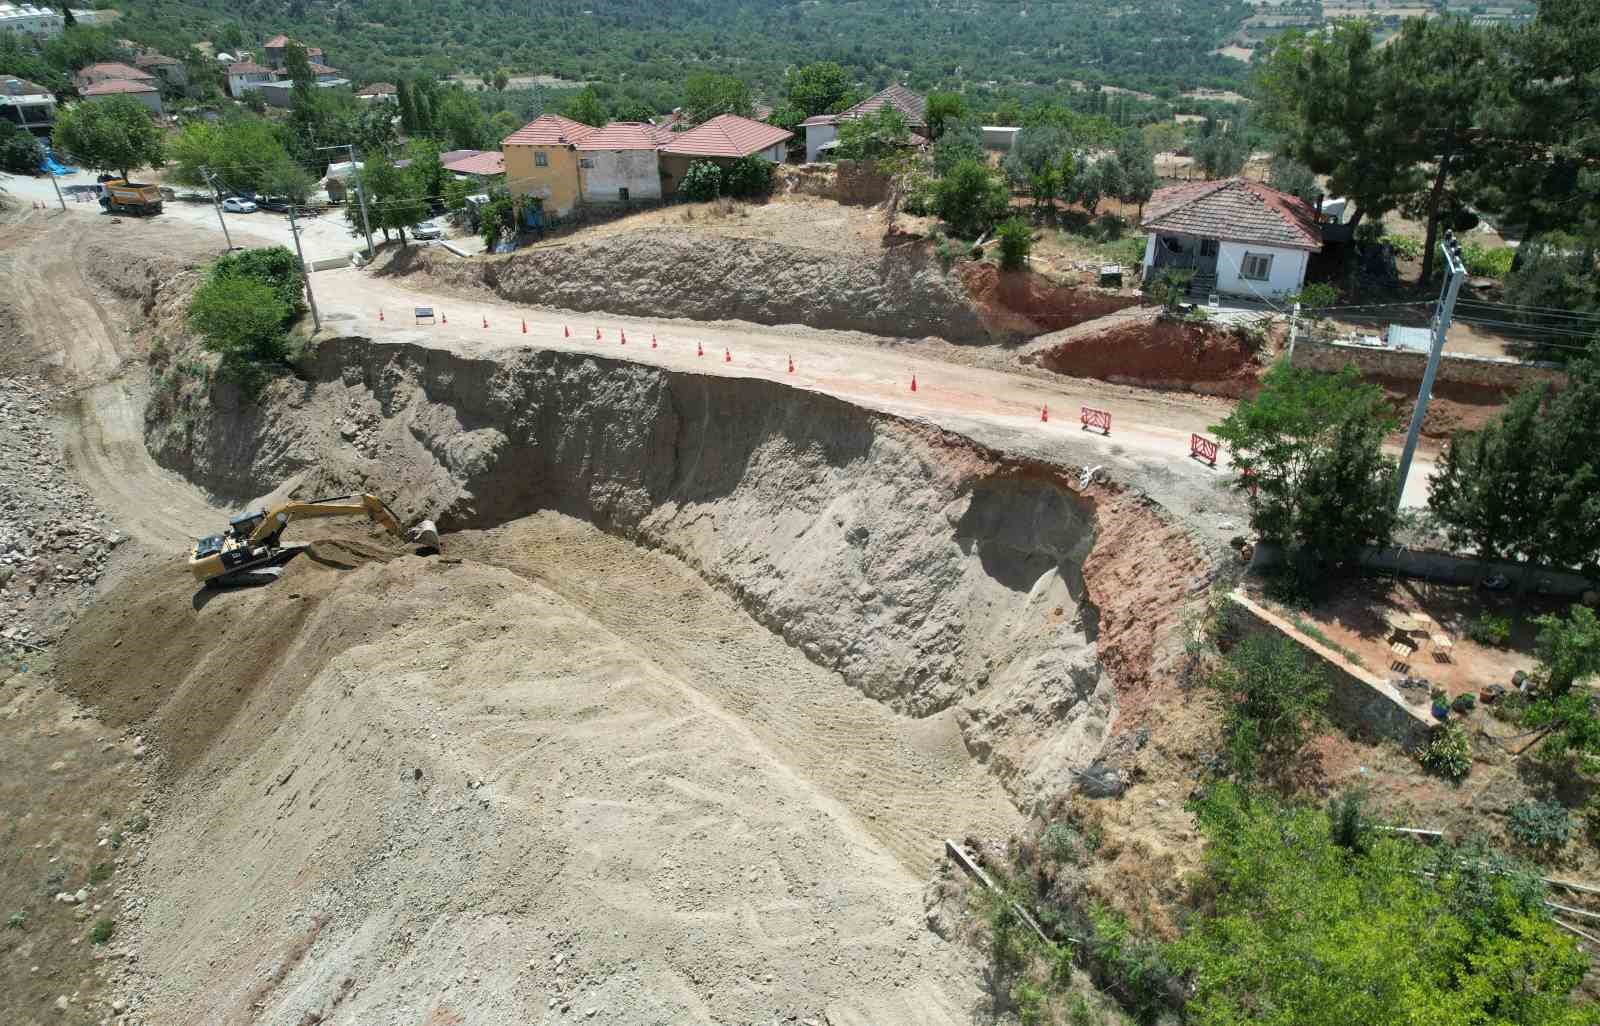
left=40, top=147, right=76, bottom=176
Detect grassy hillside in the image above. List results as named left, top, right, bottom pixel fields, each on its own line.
left=107, top=0, right=1252, bottom=102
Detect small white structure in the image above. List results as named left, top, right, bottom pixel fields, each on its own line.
left=0, top=3, right=98, bottom=37
left=801, top=84, right=927, bottom=163
left=576, top=122, right=664, bottom=203
left=981, top=126, right=1021, bottom=151
left=1141, top=177, right=1323, bottom=300
left=0, top=76, right=55, bottom=133
left=227, top=60, right=277, bottom=98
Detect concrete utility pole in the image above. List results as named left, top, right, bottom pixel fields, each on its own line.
left=48, top=173, right=66, bottom=212
left=287, top=205, right=322, bottom=334
left=318, top=143, right=374, bottom=257
left=1394, top=230, right=1468, bottom=511
left=199, top=165, right=233, bottom=251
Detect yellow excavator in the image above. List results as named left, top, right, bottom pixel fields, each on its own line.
left=188, top=493, right=437, bottom=587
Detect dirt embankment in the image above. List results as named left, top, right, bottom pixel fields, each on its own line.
left=958, top=262, right=1146, bottom=340
left=145, top=334, right=1203, bottom=799
left=1022, top=307, right=1270, bottom=398
left=378, top=229, right=996, bottom=342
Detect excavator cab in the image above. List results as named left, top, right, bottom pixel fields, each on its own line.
left=188, top=493, right=413, bottom=587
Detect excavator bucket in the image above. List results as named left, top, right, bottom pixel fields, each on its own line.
left=408, top=519, right=441, bottom=552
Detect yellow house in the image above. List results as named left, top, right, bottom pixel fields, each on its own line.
left=502, top=114, right=595, bottom=217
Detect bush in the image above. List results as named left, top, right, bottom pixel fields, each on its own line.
left=1533, top=605, right=1600, bottom=694
left=1507, top=799, right=1572, bottom=852
left=1419, top=723, right=1472, bottom=780
left=932, top=158, right=1008, bottom=238
left=678, top=160, right=724, bottom=202
left=0, top=120, right=43, bottom=175
left=211, top=247, right=305, bottom=318
left=188, top=274, right=291, bottom=369
left=1451, top=692, right=1477, bottom=715
left=1206, top=633, right=1329, bottom=780
left=1467, top=614, right=1512, bottom=647
left=1291, top=282, right=1339, bottom=312
left=720, top=156, right=774, bottom=199
left=1461, top=243, right=1515, bottom=279
left=88, top=918, right=115, bottom=945
left=1382, top=234, right=1423, bottom=262
left=996, top=217, right=1032, bottom=270
left=932, top=233, right=956, bottom=272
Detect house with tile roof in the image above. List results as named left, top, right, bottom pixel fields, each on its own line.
left=1140, top=178, right=1323, bottom=299
left=75, top=62, right=155, bottom=88
left=1, top=75, right=56, bottom=135
left=802, top=84, right=927, bottom=162
left=657, top=113, right=792, bottom=198
left=134, top=52, right=187, bottom=89
left=226, top=60, right=277, bottom=98
left=80, top=77, right=164, bottom=115
left=576, top=122, right=665, bottom=203
left=356, top=82, right=397, bottom=101
left=443, top=149, right=506, bottom=185
left=502, top=114, right=596, bottom=216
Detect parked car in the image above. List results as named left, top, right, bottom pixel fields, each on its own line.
left=260, top=197, right=290, bottom=213
left=221, top=197, right=257, bottom=213
left=411, top=221, right=444, bottom=240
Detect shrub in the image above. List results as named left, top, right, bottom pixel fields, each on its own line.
left=1327, top=787, right=1371, bottom=853
left=720, top=156, right=774, bottom=199
left=932, top=158, right=1008, bottom=238
left=89, top=862, right=114, bottom=884
left=1533, top=605, right=1600, bottom=695
left=188, top=274, right=291, bottom=369
left=996, top=217, right=1033, bottom=270
left=211, top=247, right=306, bottom=318
left=1507, top=799, right=1572, bottom=852
left=0, top=120, right=43, bottom=174
left=88, top=918, right=115, bottom=945
left=678, top=160, right=724, bottom=202
left=932, top=233, right=956, bottom=272
left=1461, top=243, right=1515, bottom=279
left=1451, top=692, right=1477, bottom=715
left=1291, top=282, right=1339, bottom=312
left=6, top=911, right=24, bottom=930
left=1466, top=614, right=1512, bottom=647
left=1206, top=633, right=1329, bottom=781
left=1420, top=723, right=1472, bottom=780
left=1382, top=234, right=1423, bottom=262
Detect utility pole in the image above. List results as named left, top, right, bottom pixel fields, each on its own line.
left=48, top=173, right=65, bottom=212
left=318, top=143, right=373, bottom=257
left=287, top=205, right=322, bottom=334
left=1394, top=230, right=1467, bottom=512
left=199, top=165, right=233, bottom=251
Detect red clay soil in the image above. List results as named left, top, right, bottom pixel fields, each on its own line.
left=958, top=261, right=1143, bottom=338
left=1372, top=375, right=1518, bottom=440
left=1025, top=308, right=1269, bottom=398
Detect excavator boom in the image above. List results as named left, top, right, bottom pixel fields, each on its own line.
left=189, top=492, right=410, bottom=586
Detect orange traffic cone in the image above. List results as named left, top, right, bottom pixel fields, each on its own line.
left=910, top=375, right=918, bottom=393
left=596, top=327, right=602, bottom=341
left=724, top=348, right=731, bottom=363
left=697, top=341, right=704, bottom=357
left=650, top=334, right=657, bottom=349
left=521, top=319, right=527, bottom=334
left=620, top=330, right=627, bottom=345
left=1041, top=405, right=1049, bottom=423
left=787, top=356, right=794, bottom=374
left=482, top=315, right=488, bottom=329
left=564, top=325, right=570, bottom=338
left=379, top=308, right=384, bottom=322
left=442, top=312, right=448, bottom=324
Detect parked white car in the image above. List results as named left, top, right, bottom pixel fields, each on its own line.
left=411, top=221, right=444, bottom=240
left=221, top=197, right=258, bottom=213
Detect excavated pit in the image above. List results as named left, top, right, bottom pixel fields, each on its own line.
left=55, top=334, right=1204, bottom=1025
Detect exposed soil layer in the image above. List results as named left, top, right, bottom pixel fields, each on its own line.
left=1022, top=308, right=1268, bottom=398
left=375, top=230, right=997, bottom=341
left=957, top=262, right=1145, bottom=339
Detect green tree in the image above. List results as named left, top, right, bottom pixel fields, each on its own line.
left=1002, top=124, right=1070, bottom=213
left=1429, top=341, right=1600, bottom=572
left=1171, top=782, right=1590, bottom=1026
left=924, top=91, right=965, bottom=140
left=53, top=96, right=164, bottom=180
left=1211, top=364, right=1399, bottom=583
left=0, top=120, right=43, bottom=174
left=1113, top=130, right=1156, bottom=217
left=188, top=274, right=291, bottom=370
left=785, top=61, right=851, bottom=118
left=932, top=158, right=1008, bottom=238
left=396, top=78, right=419, bottom=134
left=681, top=70, right=752, bottom=124
left=677, top=160, right=723, bottom=202
left=492, top=67, right=510, bottom=92
left=832, top=107, right=908, bottom=161
left=1268, top=154, right=1320, bottom=204
left=996, top=217, right=1032, bottom=270
left=1533, top=606, right=1600, bottom=696
left=932, top=118, right=984, bottom=176
left=1192, top=117, right=1246, bottom=179
left=478, top=195, right=515, bottom=249
left=1206, top=633, right=1329, bottom=781
left=166, top=115, right=293, bottom=194
left=434, top=88, right=487, bottom=150
left=562, top=86, right=608, bottom=128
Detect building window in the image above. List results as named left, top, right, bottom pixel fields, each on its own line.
left=1199, top=239, right=1218, bottom=257
left=618, top=187, right=629, bottom=202
left=579, top=158, right=594, bottom=169
left=1241, top=252, right=1273, bottom=281
left=534, top=152, right=548, bottom=167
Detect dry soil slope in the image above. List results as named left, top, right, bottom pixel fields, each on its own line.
left=59, top=547, right=999, bottom=1026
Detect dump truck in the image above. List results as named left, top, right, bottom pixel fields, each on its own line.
left=98, top=178, right=163, bottom=216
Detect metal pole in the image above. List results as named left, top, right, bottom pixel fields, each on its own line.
left=349, top=143, right=374, bottom=257
left=200, top=166, right=233, bottom=251
left=48, top=172, right=65, bottom=212
left=1394, top=231, right=1467, bottom=511
left=287, top=205, right=321, bottom=334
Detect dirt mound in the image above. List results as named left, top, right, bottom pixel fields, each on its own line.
left=957, top=262, right=1144, bottom=339
left=1023, top=307, right=1269, bottom=397
left=375, top=229, right=996, bottom=341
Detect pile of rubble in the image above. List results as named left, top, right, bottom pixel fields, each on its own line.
left=0, top=375, right=123, bottom=660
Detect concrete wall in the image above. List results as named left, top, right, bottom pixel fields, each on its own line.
left=1228, top=590, right=1435, bottom=751
left=804, top=122, right=837, bottom=163
left=504, top=144, right=582, bottom=217
left=1290, top=337, right=1568, bottom=392
left=228, top=73, right=273, bottom=97
left=88, top=90, right=163, bottom=116
left=1216, top=240, right=1308, bottom=299
left=579, top=148, right=661, bottom=203
left=982, top=126, right=1020, bottom=150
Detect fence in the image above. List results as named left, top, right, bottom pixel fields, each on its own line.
left=1190, top=433, right=1219, bottom=465
left=1080, top=406, right=1111, bottom=435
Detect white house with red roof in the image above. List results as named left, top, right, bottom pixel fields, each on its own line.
left=576, top=122, right=667, bottom=203
left=802, top=84, right=927, bottom=163
left=658, top=113, right=792, bottom=198
left=1140, top=178, right=1324, bottom=299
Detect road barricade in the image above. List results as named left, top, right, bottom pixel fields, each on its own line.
left=1080, top=407, right=1111, bottom=436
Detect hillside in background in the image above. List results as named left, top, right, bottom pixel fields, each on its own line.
left=106, top=0, right=1253, bottom=104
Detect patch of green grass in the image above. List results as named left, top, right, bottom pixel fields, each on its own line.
left=89, top=862, right=114, bottom=885
left=6, top=911, right=25, bottom=930
left=88, top=918, right=115, bottom=945
left=125, top=812, right=149, bottom=834
left=1289, top=615, right=1367, bottom=668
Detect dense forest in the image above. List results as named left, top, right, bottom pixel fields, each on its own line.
left=102, top=0, right=1253, bottom=103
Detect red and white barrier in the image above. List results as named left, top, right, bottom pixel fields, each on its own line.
left=1080, top=407, right=1111, bottom=435
left=1190, top=433, right=1219, bottom=466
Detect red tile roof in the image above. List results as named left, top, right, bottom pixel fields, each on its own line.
left=1141, top=178, right=1322, bottom=251
left=798, top=114, right=836, bottom=127
left=81, top=79, right=159, bottom=96
left=576, top=122, right=663, bottom=151
left=134, top=53, right=180, bottom=67
left=76, top=62, right=155, bottom=84
left=356, top=81, right=396, bottom=95
left=264, top=34, right=289, bottom=47
left=659, top=113, right=793, bottom=158
left=308, top=62, right=341, bottom=76
left=503, top=114, right=595, bottom=148
left=839, top=84, right=926, bottom=128
left=0, top=77, right=52, bottom=98
left=444, top=150, right=505, bottom=176
left=228, top=61, right=275, bottom=76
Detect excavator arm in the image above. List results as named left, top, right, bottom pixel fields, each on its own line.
left=189, top=493, right=409, bottom=585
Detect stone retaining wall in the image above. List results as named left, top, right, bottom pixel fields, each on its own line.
left=1291, top=337, right=1567, bottom=391
left=1228, top=589, right=1434, bottom=751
